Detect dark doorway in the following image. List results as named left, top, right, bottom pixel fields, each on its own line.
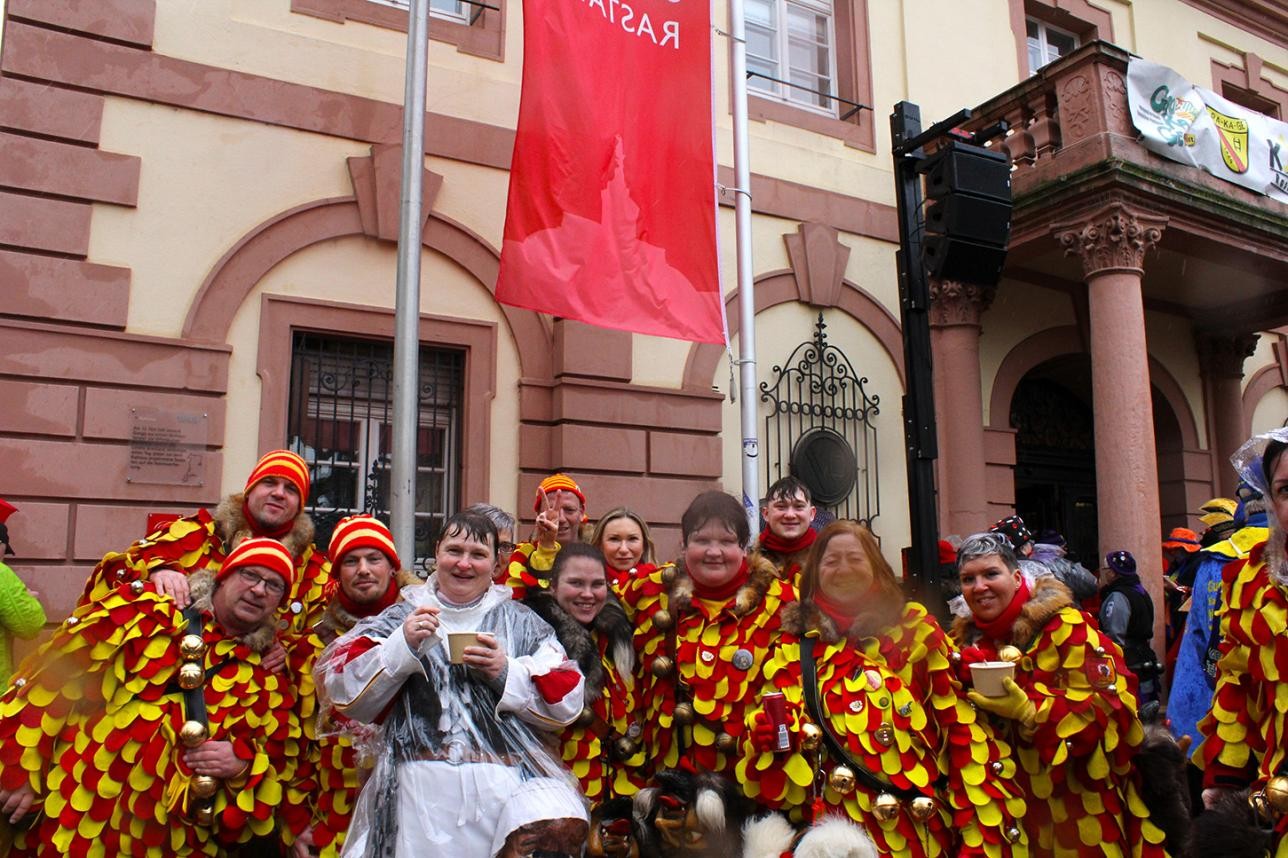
left=1011, top=371, right=1098, bottom=568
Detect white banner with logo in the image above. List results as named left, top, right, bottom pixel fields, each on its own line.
left=1127, top=58, right=1288, bottom=203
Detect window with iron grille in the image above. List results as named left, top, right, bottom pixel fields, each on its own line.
left=287, top=332, right=465, bottom=571
left=746, top=0, right=838, bottom=115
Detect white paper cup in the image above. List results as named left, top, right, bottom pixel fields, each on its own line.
left=447, top=632, right=481, bottom=664
left=970, top=661, right=1016, bottom=698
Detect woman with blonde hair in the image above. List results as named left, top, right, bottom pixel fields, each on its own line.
left=740, top=520, right=1027, bottom=858
left=590, top=507, right=661, bottom=588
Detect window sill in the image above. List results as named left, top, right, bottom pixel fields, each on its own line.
left=291, top=0, right=505, bottom=62
left=747, top=93, right=875, bottom=152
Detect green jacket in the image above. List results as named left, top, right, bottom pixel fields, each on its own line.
left=0, top=561, right=46, bottom=689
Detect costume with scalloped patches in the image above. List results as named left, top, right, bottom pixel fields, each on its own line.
left=740, top=601, right=1027, bottom=857
left=501, top=541, right=562, bottom=601
left=78, top=496, right=331, bottom=636
left=1194, top=543, right=1288, bottom=848
left=951, top=576, right=1167, bottom=857
left=0, top=576, right=304, bottom=857
left=618, top=554, right=794, bottom=779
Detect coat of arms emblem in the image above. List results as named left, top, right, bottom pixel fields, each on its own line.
left=1206, top=106, right=1250, bottom=174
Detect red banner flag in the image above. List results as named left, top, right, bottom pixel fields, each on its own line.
left=495, top=0, right=725, bottom=345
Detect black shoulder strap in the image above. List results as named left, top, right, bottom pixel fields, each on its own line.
left=800, top=635, right=921, bottom=802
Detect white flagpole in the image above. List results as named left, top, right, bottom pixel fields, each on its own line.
left=728, top=0, right=761, bottom=536
left=391, top=0, right=431, bottom=566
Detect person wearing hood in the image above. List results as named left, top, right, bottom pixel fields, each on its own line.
left=951, top=532, right=1168, bottom=857
left=522, top=541, right=644, bottom=806
left=1167, top=485, right=1270, bottom=747
left=738, top=520, right=1028, bottom=857
left=0, top=538, right=306, bottom=855
left=1030, top=531, right=1098, bottom=605
left=1195, top=428, right=1288, bottom=852
left=77, top=449, right=331, bottom=638
left=1097, top=550, right=1162, bottom=721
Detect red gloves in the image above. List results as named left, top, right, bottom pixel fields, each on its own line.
left=750, top=710, right=796, bottom=753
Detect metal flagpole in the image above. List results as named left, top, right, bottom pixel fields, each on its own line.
left=728, top=0, right=761, bottom=536
left=391, top=0, right=431, bottom=566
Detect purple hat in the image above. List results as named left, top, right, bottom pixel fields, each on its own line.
left=1105, top=550, right=1137, bottom=578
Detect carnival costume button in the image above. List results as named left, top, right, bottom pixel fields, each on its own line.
left=290, top=601, right=303, bottom=614
left=626, top=723, right=642, bottom=740
left=863, top=669, right=882, bottom=691
left=731, top=648, right=754, bottom=671
left=874, top=723, right=894, bottom=746
left=873, top=695, right=891, bottom=710
left=700, top=650, right=715, bottom=664
left=848, top=699, right=864, bottom=713
left=897, top=702, right=913, bottom=717
left=66, top=617, right=80, bottom=627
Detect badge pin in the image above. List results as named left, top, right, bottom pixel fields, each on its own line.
left=874, top=723, right=894, bottom=746
left=700, top=650, right=715, bottom=664
left=290, top=601, right=304, bottom=614
left=848, top=699, right=864, bottom=713
left=897, top=702, right=913, bottom=717
left=731, top=648, right=754, bottom=671
left=863, top=669, right=882, bottom=691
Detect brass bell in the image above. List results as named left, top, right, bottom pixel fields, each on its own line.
left=193, top=802, right=215, bottom=826
left=577, top=706, right=596, bottom=728
left=872, top=793, right=901, bottom=821
left=1003, top=826, right=1021, bottom=843
left=179, top=720, right=209, bottom=748
left=827, top=765, right=856, bottom=795
left=652, top=609, right=673, bottom=631
left=130, top=580, right=145, bottom=595
left=613, top=736, right=638, bottom=760
left=1264, top=776, right=1288, bottom=814
left=651, top=656, right=674, bottom=678
left=908, top=795, right=938, bottom=822
left=997, top=645, right=1023, bottom=664
left=190, top=775, right=219, bottom=799
left=800, top=722, right=823, bottom=752
left=177, top=662, right=204, bottom=690
left=179, top=634, right=206, bottom=660
left=660, top=566, right=676, bottom=584
left=672, top=702, right=695, bottom=726
left=715, top=732, right=737, bottom=753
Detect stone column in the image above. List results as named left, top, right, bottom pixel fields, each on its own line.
left=1053, top=203, right=1168, bottom=646
left=930, top=279, right=996, bottom=538
left=1196, top=332, right=1259, bottom=496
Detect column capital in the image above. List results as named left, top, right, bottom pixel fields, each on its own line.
left=929, top=279, right=996, bottom=328
left=1052, top=203, right=1168, bottom=278
left=1196, top=331, right=1260, bottom=379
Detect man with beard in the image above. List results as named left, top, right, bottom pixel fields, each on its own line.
left=290, top=515, right=409, bottom=858
left=79, top=450, right=330, bottom=637
left=0, top=538, right=306, bottom=856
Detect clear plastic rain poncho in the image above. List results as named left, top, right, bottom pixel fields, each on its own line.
left=315, top=576, right=588, bottom=858
left=1231, top=426, right=1288, bottom=587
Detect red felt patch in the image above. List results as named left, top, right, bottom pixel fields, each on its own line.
left=532, top=667, right=581, bottom=704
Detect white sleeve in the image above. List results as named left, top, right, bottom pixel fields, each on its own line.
left=496, top=636, right=585, bottom=731
left=317, top=624, right=428, bottom=724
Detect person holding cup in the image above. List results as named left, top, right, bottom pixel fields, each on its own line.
left=315, top=510, right=589, bottom=857
left=951, top=532, right=1167, bottom=857
left=739, top=520, right=1027, bottom=857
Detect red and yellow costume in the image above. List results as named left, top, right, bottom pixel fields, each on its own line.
left=79, top=496, right=330, bottom=636
left=524, top=588, right=645, bottom=804
left=740, top=600, right=1027, bottom=857
left=0, top=573, right=305, bottom=856
left=749, top=527, right=817, bottom=588
left=618, top=554, right=795, bottom=778
left=1195, top=542, right=1288, bottom=846
left=952, top=577, right=1166, bottom=857
left=502, top=540, right=562, bottom=600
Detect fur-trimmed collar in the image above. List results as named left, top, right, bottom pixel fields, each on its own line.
left=524, top=589, right=634, bottom=703
left=780, top=598, right=898, bottom=644
left=668, top=553, right=779, bottom=619
left=190, top=569, right=278, bottom=653
left=950, top=575, right=1073, bottom=647
left=213, top=492, right=315, bottom=559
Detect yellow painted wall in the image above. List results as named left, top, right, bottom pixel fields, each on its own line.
left=978, top=282, right=1078, bottom=426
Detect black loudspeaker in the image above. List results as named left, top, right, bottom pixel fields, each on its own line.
left=920, top=141, right=1012, bottom=283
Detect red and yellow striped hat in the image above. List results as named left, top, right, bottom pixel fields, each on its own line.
left=244, top=449, right=310, bottom=500
left=328, top=514, right=401, bottom=569
left=533, top=473, right=586, bottom=513
left=217, top=537, right=296, bottom=587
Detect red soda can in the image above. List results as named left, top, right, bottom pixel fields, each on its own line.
left=763, top=692, right=791, bottom=752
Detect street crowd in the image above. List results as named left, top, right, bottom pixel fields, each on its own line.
left=0, top=426, right=1286, bottom=858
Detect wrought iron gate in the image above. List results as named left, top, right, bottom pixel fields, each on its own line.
left=759, top=313, right=881, bottom=525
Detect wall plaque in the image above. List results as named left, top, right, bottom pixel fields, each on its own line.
left=127, top=407, right=208, bottom=486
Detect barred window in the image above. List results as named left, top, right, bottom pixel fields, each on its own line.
left=287, top=332, right=464, bottom=569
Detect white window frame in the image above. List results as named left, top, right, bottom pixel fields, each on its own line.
left=746, top=0, right=839, bottom=118
left=367, top=0, right=471, bottom=24
left=1026, top=16, right=1079, bottom=74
